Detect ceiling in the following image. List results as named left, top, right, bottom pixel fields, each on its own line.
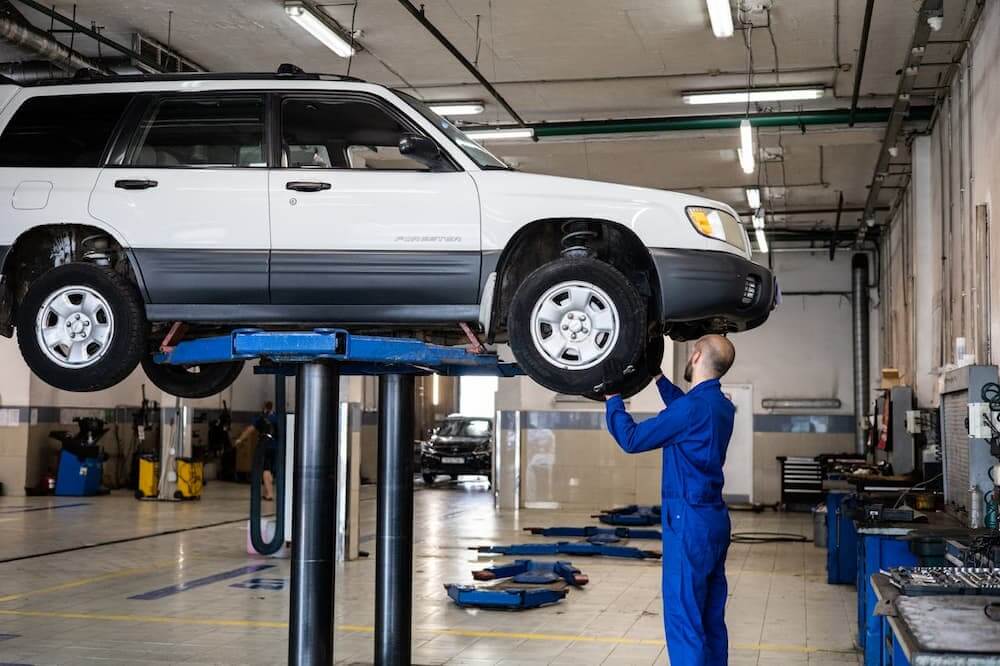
left=0, top=0, right=978, bottom=240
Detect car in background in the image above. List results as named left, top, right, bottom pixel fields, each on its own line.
left=420, top=416, right=492, bottom=486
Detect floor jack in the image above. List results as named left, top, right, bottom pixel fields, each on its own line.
left=594, top=504, right=661, bottom=526
left=524, top=525, right=662, bottom=540
left=157, top=328, right=520, bottom=666
left=446, top=560, right=588, bottom=610
left=473, top=541, right=661, bottom=559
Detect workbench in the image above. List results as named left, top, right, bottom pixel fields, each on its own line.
left=872, top=573, right=1000, bottom=665
left=856, top=512, right=966, bottom=666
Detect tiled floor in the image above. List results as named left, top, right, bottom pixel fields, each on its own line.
left=0, top=482, right=860, bottom=665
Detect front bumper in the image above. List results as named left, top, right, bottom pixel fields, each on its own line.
left=650, top=248, right=777, bottom=332
left=421, top=453, right=491, bottom=476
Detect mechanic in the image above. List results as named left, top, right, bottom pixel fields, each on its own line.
left=235, top=401, right=280, bottom=501
left=603, top=334, right=736, bottom=666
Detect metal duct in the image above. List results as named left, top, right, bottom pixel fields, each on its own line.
left=0, top=59, right=67, bottom=82
left=0, top=16, right=108, bottom=75
left=851, top=254, right=870, bottom=454
left=761, top=398, right=843, bottom=410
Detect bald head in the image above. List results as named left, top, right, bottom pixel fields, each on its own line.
left=683, top=334, right=736, bottom=384
left=696, top=335, right=735, bottom=378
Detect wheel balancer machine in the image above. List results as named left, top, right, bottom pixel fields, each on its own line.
left=158, top=328, right=520, bottom=665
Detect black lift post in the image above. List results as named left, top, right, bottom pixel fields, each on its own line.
left=375, top=374, right=415, bottom=665
left=288, top=362, right=339, bottom=666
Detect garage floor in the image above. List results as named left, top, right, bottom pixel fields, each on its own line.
left=0, top=483, right=859, bottom=665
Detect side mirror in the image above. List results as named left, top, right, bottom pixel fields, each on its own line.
left=399, top=134, right=441, bottom=165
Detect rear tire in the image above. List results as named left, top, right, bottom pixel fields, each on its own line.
left=422, top=473, right=436, bottom=485
left=141, top=355, right=245, bottom=399
left=16, top=263, right=146, bottom=392
left=508, top=257, right=646, bottom=395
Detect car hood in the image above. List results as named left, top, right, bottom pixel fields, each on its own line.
left=469, top=170, right=752, bottom=257
left=428, top=436, right=490, bottom=450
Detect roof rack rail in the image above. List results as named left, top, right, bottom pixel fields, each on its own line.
left=12, top=67, right=367, bottom=87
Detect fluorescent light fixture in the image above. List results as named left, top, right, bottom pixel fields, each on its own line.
left=464, top=127, right=535, bottom=141
left=284, top=1, right=356, bottom=58
left=754, top=228, right=769, bottom=253
left=752, top=208, right=765, bottom=230
left=738, top=119, right=754, bottom=174
left=683, top=87, right=826, bottom=105
left=428, top=101, right=485, bottom=116
left=746, top=187, right=761, bottom=209
left=705, top=0, right=734, bottom=38
left=432, top=374, right=440, bottom=406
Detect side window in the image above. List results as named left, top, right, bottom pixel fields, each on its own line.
left=130, top=96, right=265, bottom=168
left=280, top=96, right=448, bottom=171
left=0, top=93, right=133, bottom=167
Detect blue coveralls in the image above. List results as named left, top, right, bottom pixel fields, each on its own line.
left=606, top=376, right=734, bottom=666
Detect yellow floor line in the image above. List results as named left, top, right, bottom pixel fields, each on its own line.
left=0, top=608, right=856, bottom=655
left=0, top=558, right=188, bottom=603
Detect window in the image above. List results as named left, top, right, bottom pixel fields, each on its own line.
left=280, top=96, right=449, bottom=171
left=130, top=96, right=265, bottom=168
left=0, top=93, right=133, bottom=167
left=437, top=419, right=492, bottom=438
left=395, top=91, right=509, bottom=170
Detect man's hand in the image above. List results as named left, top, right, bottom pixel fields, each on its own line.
left=646, top=335, right=664, bottom=377
left=595, top=357, right=635, bottom=396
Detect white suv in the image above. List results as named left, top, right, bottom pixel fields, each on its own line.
left=0, top=68, right=776, bottom=399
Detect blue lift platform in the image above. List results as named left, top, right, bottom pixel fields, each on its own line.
left=157, top=328, right=520, bottom=666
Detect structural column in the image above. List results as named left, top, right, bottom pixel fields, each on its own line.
left=288, top=362, right=339, bottom=666
left=375, top=373, right=415, bottom=666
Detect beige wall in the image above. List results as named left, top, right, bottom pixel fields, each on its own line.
left=881, top=1, right=1000, bottom=402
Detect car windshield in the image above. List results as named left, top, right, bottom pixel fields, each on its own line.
left=394, top=92, right=509, bottom=170
left=436, top=419, right=491, bottom=438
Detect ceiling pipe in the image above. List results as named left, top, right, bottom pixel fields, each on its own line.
left=856, top=0, right=955, bottom=244
left=467, top=106, right=932, bottom=139
left=394, top=0, right=526, bottom=127
left=0, top=59, right=69, bottom=81
left=0, top=15, right=109, bottom=74
left=14, top=0, right=165, bottom=73
left=848, top=0, right=875, bottom=126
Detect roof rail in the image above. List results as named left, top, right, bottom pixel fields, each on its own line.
left=12, top=67, right=367, bottom=87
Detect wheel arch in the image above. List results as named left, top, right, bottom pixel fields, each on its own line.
left=0, top=223, right=147, bottom=337
left=486, top=218, right=661, bottom=343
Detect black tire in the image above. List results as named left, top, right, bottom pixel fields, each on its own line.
left=450, top=474, right=459, bottom=481
left=582, top=335, right=665, bottom=402
left=134, top=490, right=143, bottom=500
left=141, top=355, right=245, bottom=399
left=17, top=263, right=146, bottom=392
left=422, top=473, right=436, bottom=485
left=508, top=257, right=646, bottom=395
left=174, top=490, right=183, bottom=500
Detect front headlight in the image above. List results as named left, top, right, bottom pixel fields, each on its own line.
left=686, top=207, right=727, bottom=242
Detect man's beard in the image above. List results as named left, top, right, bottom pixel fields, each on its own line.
left=683, top=360, right=693, bottom=383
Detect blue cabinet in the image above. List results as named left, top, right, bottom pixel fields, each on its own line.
left=859, top=535, right=917, bottom=666
left=826, top=491, right=858, bottom=584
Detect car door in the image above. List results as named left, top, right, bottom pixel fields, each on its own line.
left=89, top=93, right=270, bottom=306
left=267, top=92, right=480, bottom=311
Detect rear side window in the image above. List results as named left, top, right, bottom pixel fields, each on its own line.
left=130, top=96, right=265, bottom=168
left=0, top=93, right=133, bottom=167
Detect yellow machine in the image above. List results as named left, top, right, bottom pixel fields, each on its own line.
left=175, top=458, right=204, bottom=500
left=135, top=454, right=159, bottom=499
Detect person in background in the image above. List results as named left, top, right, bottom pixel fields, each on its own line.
left=235, top=401, right=280, bottom=501
left=601, top=335, right=737, bottom=666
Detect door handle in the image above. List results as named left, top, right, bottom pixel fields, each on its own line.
left=286, top=181, right=331, bottom=192
left=114, top=179, right=158, bottom=190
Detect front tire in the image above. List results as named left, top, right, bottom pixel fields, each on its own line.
left=141, top=356, right=245, bottom=399
left=422, top=473, right=436, bottom=485
left=582, top=335, right=665, bottom=402
left=508, top=257, right=646, bottom=395
left=17, top=263, right=146, bottom=392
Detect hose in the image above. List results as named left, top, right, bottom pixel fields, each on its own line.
left=731, top=531, right=811, bottom=544
left=249, top=432, right=285, bottom=555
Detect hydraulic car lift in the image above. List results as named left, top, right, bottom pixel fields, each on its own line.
left=157, top=328, right=520, bottom=666
left=446, top=560, right=588, bottom=610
